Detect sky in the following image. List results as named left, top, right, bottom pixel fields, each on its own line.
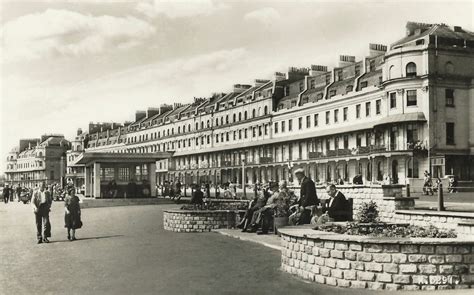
left=0, top=0, right=473, bottom=174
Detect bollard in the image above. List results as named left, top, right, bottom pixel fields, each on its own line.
left=438, top=183, right=445, bottom=211
left=406, top=184, right=410, bottom=198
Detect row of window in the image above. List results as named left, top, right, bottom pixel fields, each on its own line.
left=125, top=106, right=270, bottom=145
left=274, top=100, right=382, bottom=133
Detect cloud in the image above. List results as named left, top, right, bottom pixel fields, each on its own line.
left=1, top=9, right=156, bottom=63
left=136, top=0, right=228, bottom=19
left=244, top=7, right=281, bottom=27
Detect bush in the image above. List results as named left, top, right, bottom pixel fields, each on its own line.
left=313, top=223, right=457, bottom=238
left=357, top=201, right=379, bottom=223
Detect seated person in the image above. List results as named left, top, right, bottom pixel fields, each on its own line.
left=318, top=184, right=350, bottom=223
left=289, top=169, right=319, bottom=225
left=190, top=185, right=204, bottom=206
left=238, top=187, right=269, bottom=232
left=352, top=174, right=363, bottom=185
left=251, top=182, right=282, bottom=235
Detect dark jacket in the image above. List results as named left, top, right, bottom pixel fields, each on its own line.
left=299, top=177, right=319, bottom=207
left=324, top=191, right=350, bottom=221
left=190, top=190, right=204, bottom=205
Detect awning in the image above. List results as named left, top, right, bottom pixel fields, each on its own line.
left=373, top=112, right=426, bottom=127
left=75, top=152, right=172, bottom=166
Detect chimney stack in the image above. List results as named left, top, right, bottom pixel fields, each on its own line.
left=309, top=65, right=328, bottom=76
left=135, top=111, right=146, bottom=122
left=369, top=44, right=387, bottom=57
left=339, top=55, right=356, bottom=67
left=77, top=128, right=83, bottom=136
left=274, top=72, right=286, bottom=81
left=233, top=84, right=252, bottom=93
left=146, top=107, right=160, bottom=118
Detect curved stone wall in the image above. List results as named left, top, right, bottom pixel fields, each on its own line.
left=279, top=228, right=474, bottom=291
left=163, top=209, right=241, bottom=232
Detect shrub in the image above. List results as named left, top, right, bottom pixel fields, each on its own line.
left=313, top=223, right=457, bottom=238
left=357, top=201, right=379, bottom=223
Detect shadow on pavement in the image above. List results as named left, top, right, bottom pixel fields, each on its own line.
left=48, top=235, right=124, bottom=243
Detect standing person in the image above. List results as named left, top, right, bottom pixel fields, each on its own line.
left=3, top=184, right=10, bottom=204
left=64, top=189, right=82, bottom=241
left=31, top=182, right=53, bottom=244
left=16, top=186, right=22, bottom=202
left=292, top=168, right=319, bottom=225
left=205, top=182, right=211, bottom=199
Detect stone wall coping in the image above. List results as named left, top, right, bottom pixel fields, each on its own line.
left=382, top=196, right=419, bottom=201
left=396, top=209, right=474, bottom=219
left=278, top=226, right=474, bottom=245
left=312, top=184, right=405, bottom=189
left=164, top=209, right=246, bottom=214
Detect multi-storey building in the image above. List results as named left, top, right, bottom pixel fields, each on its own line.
left=81, top=22, right=474, bottom=187
left=5, top=135, right=70, bottom=188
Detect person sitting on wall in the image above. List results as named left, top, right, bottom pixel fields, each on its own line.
left=289, top=168, right=319, bottom=225
left=238, top=185, right=269, bottom=232
left=317, top=184, right=350, bottom=223
left=352, top=174, right=363, bottom=185
left=190, top=185, right=204, bottom=206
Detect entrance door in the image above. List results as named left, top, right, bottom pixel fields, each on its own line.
left=392, top=160, right=399, bottom=184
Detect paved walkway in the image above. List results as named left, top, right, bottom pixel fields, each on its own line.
left=1, top=202, right=472, bottom=294
left=0, top=202, right=381, bottom=295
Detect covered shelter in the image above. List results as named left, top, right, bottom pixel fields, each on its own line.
left=75, top=152, right=172, bottom=198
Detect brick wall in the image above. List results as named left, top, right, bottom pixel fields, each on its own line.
left=393, top=210, right=474, bottom=238
left=314, top=185, right=416, bottom=221
left=163, top=210, right=239, bottom=232
left=280, top=230, right=474, bottom=291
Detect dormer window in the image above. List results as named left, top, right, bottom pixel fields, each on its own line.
left=406, top=62, right=417, bottom=77
left=310, top=80, right=315, bottom=89
left=360, top=81, right=368, bottom=89
left=346, top=85, right=353, bottom=93
left=329, top=90, right=336, bottom=97
left=299, top=82, right=304, bottom=92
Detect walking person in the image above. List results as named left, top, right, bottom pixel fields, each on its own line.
left=64, top=189, right=82, bottom=241
left=31, top=183, right=53, bottom=244
left=3, top=184, right=10, bottom=204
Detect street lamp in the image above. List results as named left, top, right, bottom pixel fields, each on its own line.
left=242, top=157, right=246, bottom=198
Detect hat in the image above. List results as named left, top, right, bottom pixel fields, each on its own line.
left=294, top=168, right=305, bottom=174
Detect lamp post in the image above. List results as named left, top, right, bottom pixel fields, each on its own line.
left=242, top=158, right=246, bottom=198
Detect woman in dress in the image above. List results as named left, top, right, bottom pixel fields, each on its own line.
left=64, top=189, right=82, bottom=241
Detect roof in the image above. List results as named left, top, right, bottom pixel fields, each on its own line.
left=374, top=112, right=427, bottom=127
left=391, top=23, right=474, bottom=49
left=75, top=152, right=172, bottom=166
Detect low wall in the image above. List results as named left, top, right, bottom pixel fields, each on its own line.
left=393, top=210, right=474, bottom=238
left=80, top=198, right=174, bottom=209
left=315, top=185, right=417, bottom=222
left=163, top=209, right=243, bottom=233
left=279, top=227, right=474, bottom=291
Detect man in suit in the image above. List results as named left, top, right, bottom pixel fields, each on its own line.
left=323, top=184, right=350, bottom=222
left=292, top=168, right=319, bottom=225
left=190, top=185, right=204, bottom=206
left=31, top=182, right=53, bottom=244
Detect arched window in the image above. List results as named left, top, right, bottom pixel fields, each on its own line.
left=220, top=117, right=223, bottom=125
left=238, top=112, right=242, bottom=121
left=389, top=65, right=395, bottom=79
left=225, top=115, right=229, bottom=124
left=244, top=111, right=248, bottom=120
left=445, top=62, right=454, bottom=74
left=188, top=124, right=191, bottom=132
left=195, top=122, right=199, bottom=130
left=207, top=120, right=210, bottom=128
left=252, top=109, right=256, bottom=118
left=264, top=106, right=268, bottom=115
left=215, top=118, right=218, bottom=126
left=201, top=121, right=204, bottom=129
left=406, top=62, right=417, bottom=77
left=233, top=114, right=236, bottom=122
